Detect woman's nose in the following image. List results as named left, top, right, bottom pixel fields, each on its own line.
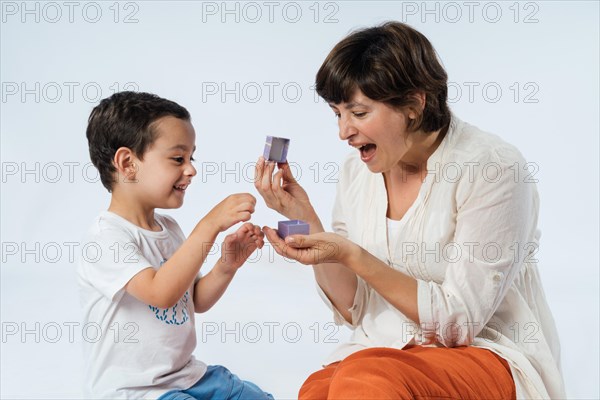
left=338, top=117, right=357, bottom=140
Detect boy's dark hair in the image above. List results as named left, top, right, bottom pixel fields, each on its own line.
left=315, top=21, right=450, bottom=134
left=86, top=91, right=190, bottom=192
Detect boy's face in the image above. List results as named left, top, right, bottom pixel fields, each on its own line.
left=132, top=116, right=197, bottom=210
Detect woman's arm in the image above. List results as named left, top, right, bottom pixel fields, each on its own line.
left=270, top=149, right=535, bottom=346
left=255, top=159, right=359, bottom=323
left=264, top=228, right=419, bottom=323
left=303, top=217, right=359, bottom=324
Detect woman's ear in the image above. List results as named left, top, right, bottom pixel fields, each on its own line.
left=113, top=147, right=138, bottom=183
left=403, top=91, right=427, bottom=133
left=410, top=91, right=426, bottom=116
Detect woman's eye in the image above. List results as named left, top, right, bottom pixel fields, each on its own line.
left=334, top=113, right=341, bottom=119
left=353, top=112, right=366, bottom=118
left=190, top=157, right=195, bottom=163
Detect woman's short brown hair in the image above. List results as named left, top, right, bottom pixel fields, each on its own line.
left=316, top=21, right=450, bottom=133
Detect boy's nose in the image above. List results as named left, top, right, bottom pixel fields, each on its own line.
left=185, top=163, right=197, bottom=177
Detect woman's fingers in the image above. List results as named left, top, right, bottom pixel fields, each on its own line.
left=253, top=157, right=266, bottom=194
left=255, top=158, right=286, bottom=209
left=262, top=226, right=280, bottom=243
left=278, top=162, right=297, bottom=184
left=262, top=227, right=288, bottom=254
left=272, top=168, right=287, bottom=199
left=284, top=235, right=313, bottom=248
left=260, top=227, right=307, bottom=263
left=254, top=157, right=268, bottom=190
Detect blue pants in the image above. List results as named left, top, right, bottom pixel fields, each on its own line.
left=158, top=365, right=274, bottom=400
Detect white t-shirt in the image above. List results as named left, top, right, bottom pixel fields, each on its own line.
left=320, top=115, right=566, bottom=399
left=77, top=211, right=206, bottom=399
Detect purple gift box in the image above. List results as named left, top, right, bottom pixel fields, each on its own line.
left=263, top=136, right=290, bottom=162
left=277, top=220, right=310, bottom=239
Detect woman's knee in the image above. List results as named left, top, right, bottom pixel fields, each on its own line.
left=327, top=356, right=413, bottom=399
left=298, top=363, right=339, bottom=400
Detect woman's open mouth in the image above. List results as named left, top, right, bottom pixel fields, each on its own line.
left=359, top=144, right=377, bottom=162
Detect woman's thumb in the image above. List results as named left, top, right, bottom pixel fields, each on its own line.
left=285, top=235, right=309, bottom=247
left=278, top=163, right=297, bottom=183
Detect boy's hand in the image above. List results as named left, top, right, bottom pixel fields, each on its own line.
left=216, top=223, right=265, bottom=274
left=204, top=193, right=257, bottom=233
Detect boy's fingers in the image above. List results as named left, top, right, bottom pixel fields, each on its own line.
left=254, top=226, right=264, bottom=238
left=253, top=232, right=265, bottom=247
left=231, top=192, right=254, bottom=202
left=238, top=212, right=251, bottom=222
left=224, top=232, right=238, bottom=244
left=239, top=193, right=257, bottom=205
left=241, top=222, right=254, bottom=232
left=238, top=201, right=255, bottom=214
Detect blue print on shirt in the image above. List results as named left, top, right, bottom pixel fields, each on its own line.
left=148, top=258, right=190, bottom=325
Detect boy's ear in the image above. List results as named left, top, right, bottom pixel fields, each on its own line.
left=113, top=147, right=138, bottom=180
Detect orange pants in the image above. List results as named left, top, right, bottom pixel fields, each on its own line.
left=299, top=346, right=516, bottom=400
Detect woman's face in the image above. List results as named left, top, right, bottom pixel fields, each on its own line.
left=329, top=90, right=415, bottom=174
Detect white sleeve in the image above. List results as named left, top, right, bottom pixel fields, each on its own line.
left=80, top=228, right=153, bottom=301
left=417, top=148, right=536, bottom=346
left=316, top=155, right=369, bottom=328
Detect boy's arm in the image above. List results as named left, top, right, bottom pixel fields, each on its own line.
left=126, top=193, right=256, bottom=309
left=125, top=218, right=219, bottom=308
left=192, top=259, right=236, bottom=313
left=193, top=223, right=264, bottom=313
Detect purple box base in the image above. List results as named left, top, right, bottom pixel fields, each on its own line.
left=277, top=220, right=310, bottom=239
left=264, top=136, right=290, bottom=163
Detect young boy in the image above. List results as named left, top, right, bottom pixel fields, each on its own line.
left=78, top=91, right=273, bottom=399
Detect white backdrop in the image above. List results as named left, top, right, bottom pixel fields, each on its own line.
left=1, top=1, right=598, bottom=399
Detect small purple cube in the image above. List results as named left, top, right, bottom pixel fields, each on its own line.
left=277, top=220, right=310, bottom=239
left=263, top=136, right=290, bottom=162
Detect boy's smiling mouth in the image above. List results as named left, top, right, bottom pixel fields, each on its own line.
left=173, top=183, right=189, bottom=192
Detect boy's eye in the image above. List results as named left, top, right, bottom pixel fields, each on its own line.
left=353, top=112, right=366, bottom=118
left=172, top=156, right=195, bottom=164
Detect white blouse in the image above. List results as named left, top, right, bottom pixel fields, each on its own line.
left=318, top=115, right=566, bottom=399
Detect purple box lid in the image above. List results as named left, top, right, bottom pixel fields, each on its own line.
left=264, top=136, right=290, bottom=162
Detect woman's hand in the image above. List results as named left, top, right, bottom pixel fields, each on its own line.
left=262, top=226, right=359, bottom=265
left=254, top=157, right=318, bottom=224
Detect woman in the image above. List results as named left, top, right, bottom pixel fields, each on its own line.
left=255, top=22, right=565, bottom=399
